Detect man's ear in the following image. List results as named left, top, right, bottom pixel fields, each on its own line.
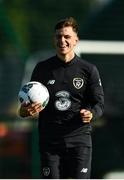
left=74, top=36, right=79, bottom=46
left=76, top=36, right=79, bottom=43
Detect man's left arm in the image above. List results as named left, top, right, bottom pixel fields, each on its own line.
left=80, top=65, right=104, bottom=123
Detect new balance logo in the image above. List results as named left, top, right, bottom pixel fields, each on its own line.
left=80, top=168, right=88, bottom=173
left=47, top=80, right=55, bottom=85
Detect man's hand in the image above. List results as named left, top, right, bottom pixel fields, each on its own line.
left=80, top=109, right=93, bottom=123
left=19, top=102, right=44, bottom=118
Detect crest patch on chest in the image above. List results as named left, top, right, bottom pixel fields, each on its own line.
left=73, top=78, right=84, bottom=89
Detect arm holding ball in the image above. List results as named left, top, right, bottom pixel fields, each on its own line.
left=19, top=102, right=44, bottom=118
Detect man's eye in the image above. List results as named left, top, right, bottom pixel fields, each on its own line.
left=64, top=35, right=70, bottom=39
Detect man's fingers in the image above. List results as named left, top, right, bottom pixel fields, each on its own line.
left=80, top=109, right=87, bottom=114
left=80, top=109, right=93, bottom=123
left=25, top=102, right=44, bottom=116
left=80, top=110, right=90, bottom=117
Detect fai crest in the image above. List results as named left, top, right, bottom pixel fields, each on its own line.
left=73, top=78, right=84, bottom=89
left=42, top=167, right=50, bottom=176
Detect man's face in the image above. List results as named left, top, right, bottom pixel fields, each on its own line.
left=54, top=26, right=78, bottom=56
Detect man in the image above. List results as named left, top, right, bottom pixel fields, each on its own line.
left=19, top=17, right=104, bottom=179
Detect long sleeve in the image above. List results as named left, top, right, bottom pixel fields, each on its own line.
left=85, top=65, right=104, bottom=119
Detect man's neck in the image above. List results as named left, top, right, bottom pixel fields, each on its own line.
left=57, top=52, right=75, bottom=63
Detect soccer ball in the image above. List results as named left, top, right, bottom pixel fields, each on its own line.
left=18, top=81, right=49, bottom=108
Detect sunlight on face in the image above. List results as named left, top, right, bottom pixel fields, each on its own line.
left=54, top=26, right=79, bottom=57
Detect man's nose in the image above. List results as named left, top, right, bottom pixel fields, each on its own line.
left=60, top=36, right=65, bottom=43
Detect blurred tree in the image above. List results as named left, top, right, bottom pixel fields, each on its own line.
left=25, top=0, right=93, bottom=52
left=1, top=0, right=94, bottom=55
left=0, top=0, right=28, bottom=60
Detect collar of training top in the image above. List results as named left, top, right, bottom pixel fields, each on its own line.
left=55, top=54, right=77, bottom=67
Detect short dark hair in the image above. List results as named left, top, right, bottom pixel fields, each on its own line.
left=54, top=17, right=78, bottom=34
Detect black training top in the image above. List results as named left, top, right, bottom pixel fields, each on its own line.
left=31, top=55, right=104, bottom=147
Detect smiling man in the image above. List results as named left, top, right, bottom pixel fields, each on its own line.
left=19, top=17, right=104, bottom=179
left=54, top=23, right=78, bottom=61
